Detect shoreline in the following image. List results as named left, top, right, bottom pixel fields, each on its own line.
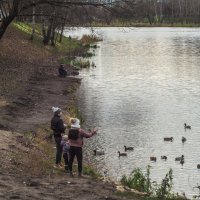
left=0, top=24, right=133, bottom=200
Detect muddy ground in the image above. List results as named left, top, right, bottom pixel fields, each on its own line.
left=0, top=130, right=140, bottom=200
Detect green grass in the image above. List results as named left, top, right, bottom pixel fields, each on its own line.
left=83, top=165, right=100, bottom=179
left=12, top=21, right=83, bottom=53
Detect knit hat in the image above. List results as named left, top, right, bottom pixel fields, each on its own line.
left=52, top=107, right=60, bottom=113
left=71, top=118, right=80, bottom=129
left=52, top=107, right=62, bottom=116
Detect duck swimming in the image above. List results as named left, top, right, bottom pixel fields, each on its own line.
left=161, top=156, right=167, bottom=160
left=93, top=150, right=105, bottom=156
left=184, top=123, right=191, bottom=129
left=118, top=151, right=127, bottom=157
left=124, top=146, right=134, bottom=152
left=182, top=136, right=186, bottom=143
left=164, top=137, right=173, bottom=142
left=175, top=155, right=184, bottom=161
left=150, top=157, right=157, bottom=162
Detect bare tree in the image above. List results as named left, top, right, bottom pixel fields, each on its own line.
left=0, top=0, right=127, bottom=40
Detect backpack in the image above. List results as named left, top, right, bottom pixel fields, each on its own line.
left=68, top=129, right=79, bottom=140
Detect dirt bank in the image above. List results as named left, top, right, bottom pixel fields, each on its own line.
left=0, top=25, right=80, bottom=133
left=0, top=130, right=141, bottom=200
left=0, top=25, right=141, bottom=200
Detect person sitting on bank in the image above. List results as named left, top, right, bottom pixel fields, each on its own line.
left=68, top=118, right=97, bottom=177
left=61, top=134, right=70, bottom=172
left=58, top=64, right=67, bottom=77
left=51, top=107, right=66, bottom=168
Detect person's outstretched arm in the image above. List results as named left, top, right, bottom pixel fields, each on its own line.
left=79, top=129, right=97, bottom=138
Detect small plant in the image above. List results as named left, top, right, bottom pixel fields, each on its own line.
left=72, top=59, right=90, bottom=69
left=83, top=165, right=100, bottom=179
left=154, top=168, right=173, bottom=199
left=120, top=167, right=180, bottom=199
left=59, top=57, right=72, bottom=65
left=67, top=104, right=84, bottom=125
left=121, top=166, right=151, bottom=193
left=90, top=44, right=98, bottom=49
left=80, top=34, right=102, bottom=44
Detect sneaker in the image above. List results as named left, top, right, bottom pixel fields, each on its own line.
left=54, top=164, right=62, bottom=169
left=55, top=163, right=63, bottom=168
left=59, top=163, right=64, bottom=167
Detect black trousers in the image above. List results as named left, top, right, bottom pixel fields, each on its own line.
left=68, top=146, right=82, bottom=173
left=54, top=136, right=63, bottom=164
left=63, top=152, right=69, bottom=171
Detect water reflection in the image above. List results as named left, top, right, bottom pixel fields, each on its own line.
left=72, top=28, right=200, bottom=198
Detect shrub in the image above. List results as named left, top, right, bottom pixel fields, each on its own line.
left=80, top=34, right=102, bottom=44
left=121, top=166, right=151, bottom=193
left=154, top=169, right=173, bottom=199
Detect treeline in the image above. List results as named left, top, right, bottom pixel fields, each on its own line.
left=0, top=0, right=120, bottom=42
left=1, top=0, right=200, bottom=43
left=116, top=0, right=200, bottom=25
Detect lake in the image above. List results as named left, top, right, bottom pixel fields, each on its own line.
left=68, top=27, right=200, bottom=198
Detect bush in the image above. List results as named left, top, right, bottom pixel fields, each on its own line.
left=80, top=34, right=102, bottom=44
left=154, top=169, right=173, bottom=199
left=121, top=166, right=151, bottom=193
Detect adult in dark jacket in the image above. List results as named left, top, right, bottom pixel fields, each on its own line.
left=58, top=64, right=67, bottom=77
left=51, top=108, right=66, bottom=167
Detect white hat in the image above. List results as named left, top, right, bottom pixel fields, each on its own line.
left=71, top=118, right=80, bottom=129
left=52, top=107, right=61, bottom=113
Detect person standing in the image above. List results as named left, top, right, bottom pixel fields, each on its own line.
left=51, top=107, right=66, bottom=168
left=68, top=118, right=97, bottom=177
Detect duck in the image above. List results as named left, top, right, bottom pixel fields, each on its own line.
left=150, top=157, right=157, bottom=162
left=93, top=150, right=105, bottom=156
left=164, top=137, right=174, bottom=142
left=197, top=164, right=200, bottom=169
left=182, top=136, right=186, bottom=143
left=184, top=123, right=191, bottom=129
left=161, top=156, right=167, bottom=160
left=175, top=155, right=184, bottom=161
left=118, top=151, right=127, bottom=157
left=124, top=146, right=134, bottom=152
left=180, top=159, right=185, bottom=165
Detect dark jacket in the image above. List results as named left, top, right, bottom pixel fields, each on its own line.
left=51, top=115, right=65, bottom=137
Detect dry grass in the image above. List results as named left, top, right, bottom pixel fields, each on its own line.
left=0, top=99, right=9, bottom=107
left=80, top=34, right=102, bottom=45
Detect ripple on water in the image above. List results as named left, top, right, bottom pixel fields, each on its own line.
left=73, top=27, right=200, bottom=198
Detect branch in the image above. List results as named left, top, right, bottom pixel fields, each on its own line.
left=19, top=0, right=128, bottom=13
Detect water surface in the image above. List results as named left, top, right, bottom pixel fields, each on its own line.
left=70, top=27, right=200, bottom=197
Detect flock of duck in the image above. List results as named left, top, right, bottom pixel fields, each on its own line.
left=149, top=123, right=189, bottom=165
left=93, top=123, right=200, bottom=169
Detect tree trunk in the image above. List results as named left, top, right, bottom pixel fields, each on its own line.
left=0, top=0, right=19, bottom=40
left=0, top=14, right=16, bottom=40
left=43, top=21, right=53, bottom=45
left=30, top=1, right=36, bottom=41
left=50, top=26, right=56, bottom=46
left=59, top=24, right=65, bottom=43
